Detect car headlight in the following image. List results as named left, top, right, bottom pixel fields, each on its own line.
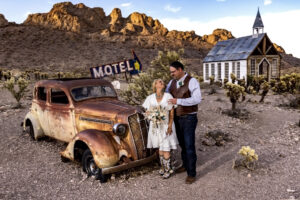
left=113, top=123, right=127, bottom=137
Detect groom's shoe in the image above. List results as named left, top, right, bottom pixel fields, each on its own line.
left=185, top=176, right=196, bottom=184
left=176, top=166, right=186, bottom=173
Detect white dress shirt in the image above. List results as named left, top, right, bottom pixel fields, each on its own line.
left=166, top=73, right=202, bottom=106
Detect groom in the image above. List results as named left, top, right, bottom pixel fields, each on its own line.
left=166, top=61, right=201, bottom=184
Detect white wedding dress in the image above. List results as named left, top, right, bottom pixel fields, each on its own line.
left=142, top=93, right=178, bottom=151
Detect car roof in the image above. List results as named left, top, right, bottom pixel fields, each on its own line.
left=35, top=78, right=113, bottom=90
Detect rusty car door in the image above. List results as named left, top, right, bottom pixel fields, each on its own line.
left=46, top=88, right=76, bottom=142
left=33, top=86, right=50, bottom=135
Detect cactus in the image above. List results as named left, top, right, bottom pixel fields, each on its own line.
left=209, top=76, right=215, bottom=85
left=225, top=82, right=246, bottom=110
left=259, top=81, right=270, bottom=102
left=4, top=77, right=29, bottom=108
left=120, top=49, right=185, bottom=105
left=230, top=73, right=237, bottom=83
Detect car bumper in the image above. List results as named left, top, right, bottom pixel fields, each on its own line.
left=101, top=153, right=157, bottom=175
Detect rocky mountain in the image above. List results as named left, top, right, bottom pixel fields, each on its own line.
left=0, top=2, right=299, bottom=75
left=202, top=29, right=234, bottom=45
left=0, top=14, right=9, bottom=27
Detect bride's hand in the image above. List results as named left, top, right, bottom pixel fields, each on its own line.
left=166, top=126, right=172, bottom=135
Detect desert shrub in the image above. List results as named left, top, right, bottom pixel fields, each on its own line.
left=209, top=76, right=215, bottom=85
left=120, top=49, right=184, bottom=105
left=3, top=77, right=29, bottom=108
left=259, top=81, right=270, bottom=102
left=3, top=71, right=11, bottom=81
left=230, top=73, right=237, bottom=83
left=225, top=82, right=246, bottom=110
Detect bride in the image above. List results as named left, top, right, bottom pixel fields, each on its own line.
left=142, top=79, right=178, bottom=179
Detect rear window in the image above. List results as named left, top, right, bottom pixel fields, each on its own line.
left=51, top=88, right=69, bottom=104
left=37, top=87, right=47, bottom=101
left=71, top=85, right=116, bottom=101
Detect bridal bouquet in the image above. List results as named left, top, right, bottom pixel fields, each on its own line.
left=144, top=105, right=168, bottom=128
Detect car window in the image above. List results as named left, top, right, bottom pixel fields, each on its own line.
left=71, top=85, right=117, bottom=101
left=51, top=88, right=69, bottom=104
left=37, top=87, right=47, bottom=101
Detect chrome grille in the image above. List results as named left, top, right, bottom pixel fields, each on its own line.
left=128, top=113, right=148, bottom=159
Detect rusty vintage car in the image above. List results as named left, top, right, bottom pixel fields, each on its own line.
left=23, top=78, right=156, bottom=182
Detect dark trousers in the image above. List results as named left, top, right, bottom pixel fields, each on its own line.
left=174, top=114, right=198, bottom=177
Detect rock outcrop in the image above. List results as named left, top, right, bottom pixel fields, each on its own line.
left=24, top=2, right=107, bottom=32
left=22, top=2, right=197, bottom=41
left=0, top=14, right=9, bottom=27
left=202, top=29, right=234, bottom=45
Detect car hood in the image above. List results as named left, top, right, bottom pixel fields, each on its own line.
left=75, top=99, right=137, bottom=120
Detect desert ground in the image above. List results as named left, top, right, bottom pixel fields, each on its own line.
left=0, top=82, right=299, bottom=200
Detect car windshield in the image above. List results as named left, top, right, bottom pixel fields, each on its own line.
left=71, top=85, right=117, bottom=101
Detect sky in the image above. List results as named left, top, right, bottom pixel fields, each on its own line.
left=0, top=0, right=300, bottom=58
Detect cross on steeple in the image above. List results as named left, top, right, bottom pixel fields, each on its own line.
left=253, top=8, right=264, bottom=36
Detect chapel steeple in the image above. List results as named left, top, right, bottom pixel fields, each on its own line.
left=252, top=8, right=264, bottom=36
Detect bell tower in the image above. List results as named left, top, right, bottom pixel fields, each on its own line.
left=253, top=8, right=264, bottom=37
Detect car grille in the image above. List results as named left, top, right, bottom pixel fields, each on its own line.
left=128, top=113, right=148, bottom=159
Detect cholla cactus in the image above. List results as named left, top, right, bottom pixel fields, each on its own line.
left=230, top=73, right=237, bottom=83
left=191, top=73, right=203, bottom=83
left=238, top=146, right=258, bottom=170
left=223, top=77, right=228, bottom=86
left=252, top=75, right=265, bottom=92
left=4, top=77, right=29, bottom=108
left=209, top=76, right=215, bottom=85
left=225, top=82, right=245, bottom=110
left=272, top=80, right=287, bottom=94
left=259, top=81, right=270, bottom=102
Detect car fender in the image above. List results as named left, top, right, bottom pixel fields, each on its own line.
left=23, top=112, right=45, bottom=139
left=61, top=129, right=119, bottom=168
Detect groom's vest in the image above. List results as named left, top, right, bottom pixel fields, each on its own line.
left=169, top=75, right=198, bottom=116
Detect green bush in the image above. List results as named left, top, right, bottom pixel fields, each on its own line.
left=120, top=49, right=184, bottom=105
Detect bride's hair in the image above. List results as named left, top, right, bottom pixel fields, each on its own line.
left=152, top=79, right=165, bottom=92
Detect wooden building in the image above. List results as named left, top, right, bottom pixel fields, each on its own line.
left=203, top=9, right=281, bottom=83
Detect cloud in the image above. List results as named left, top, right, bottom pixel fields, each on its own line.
left=121, top=2, right=132, bottom=7
left=264, top=0, right=272, bottom=5
left=160, top=9, right=300, bottom=58
left=164, top=4, right=181, bottom=13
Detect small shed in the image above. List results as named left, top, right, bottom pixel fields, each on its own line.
left=203, top=9, right=281, bottom=83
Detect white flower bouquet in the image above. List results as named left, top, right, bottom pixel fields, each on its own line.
left=144, top=105, right=168, bottom=128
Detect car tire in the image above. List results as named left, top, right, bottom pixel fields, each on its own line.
left=27, top=121, right=35, bottom=140
left=82, top=149, right=109, bottom=183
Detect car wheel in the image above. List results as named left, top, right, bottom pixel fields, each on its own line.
left=27, top=122, right=35, bottom=140
left=82, top=149, right=109, bottom=183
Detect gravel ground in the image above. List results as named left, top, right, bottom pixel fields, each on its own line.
left=0, top=85, right=299, bottom=200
